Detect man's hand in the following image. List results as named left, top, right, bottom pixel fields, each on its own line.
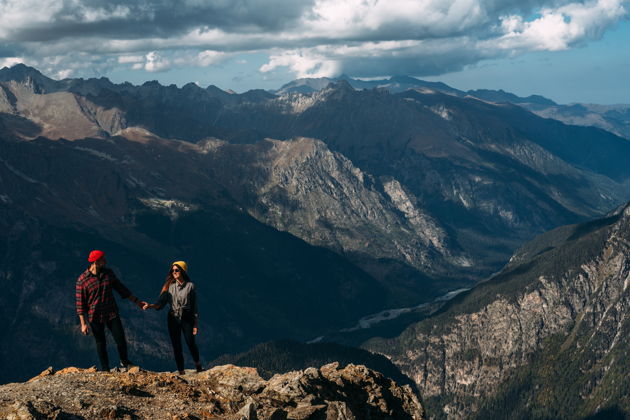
left=128, top=295, right=146, bottom=310
left=79, top=315, right=89, bottom=335
left=193, top=326, right=198, bottom=335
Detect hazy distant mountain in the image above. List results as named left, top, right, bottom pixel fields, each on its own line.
left=464, top=89, right=630, bottom=140
left=467, top=88, right=557, bottom=106
left=275, top=74, right=630, bottom=140
left=366, top=203, right=630, bottom=419
left=275, top=74, right=465, bottom=96
left=524, top=102, right=630, bottom=140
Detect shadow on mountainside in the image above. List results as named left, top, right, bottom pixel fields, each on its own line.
left=583, top=406, right=628, bottom=420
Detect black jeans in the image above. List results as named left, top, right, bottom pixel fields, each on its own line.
left=167, top=311, right=200, bottom=372
left=90, top=316, right=129, bottom=371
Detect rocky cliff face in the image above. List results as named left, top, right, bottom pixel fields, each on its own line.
left=203, top=137, right=468, bottom=292
left=0, top=77, right=126, bottom=141
left=0, top=363, right=424, bottom=420
left=366, top=204, right=630, bottom=418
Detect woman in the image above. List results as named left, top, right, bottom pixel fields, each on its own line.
left=145, top=261, right=203, bottom=374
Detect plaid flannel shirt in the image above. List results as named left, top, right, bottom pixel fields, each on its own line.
left=75, top=268, right=132, bottom=323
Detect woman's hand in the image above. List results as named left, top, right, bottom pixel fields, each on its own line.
left=193, top=326, right=198, bottom=335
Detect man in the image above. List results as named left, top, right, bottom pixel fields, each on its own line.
left=76, top=250, right=147, bottom=371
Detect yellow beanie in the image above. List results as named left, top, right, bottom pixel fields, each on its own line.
left=172, top=261, right=188, bottom=273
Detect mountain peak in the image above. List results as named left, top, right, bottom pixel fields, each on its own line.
left=182, top=82, right=202, bottom=91
left=141, top=80, right=163, bottom=88
left=326, top=79, right=354, bottom=91
left=0, top=63, right=44, bottom=79
left=389, top=75, right=422, bottom=84
left=0, top=63, right=57, bottom=92
left=0, top=63, right=39, bottom=75
left=468, top=88, right=557, bottom=106
left=275, top=76, right=335, bottom=95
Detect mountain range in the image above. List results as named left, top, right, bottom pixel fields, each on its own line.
left=1, top=64, right=629, bottom=418
left=277, top=74, right=630, bottom=141
left=3, top=64, right=629, bottom=277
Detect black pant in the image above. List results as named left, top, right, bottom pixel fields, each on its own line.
left=90, top=316, right=129, bottom=371
left=167, top=312, right=200, bottom=372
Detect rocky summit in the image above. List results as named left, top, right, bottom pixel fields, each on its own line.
left=0, top=363, right=424, bottom=420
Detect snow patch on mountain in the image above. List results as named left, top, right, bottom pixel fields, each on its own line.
left=139, top=198, right=199, bottom=220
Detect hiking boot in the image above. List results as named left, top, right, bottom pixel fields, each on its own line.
left=120, top=360, right=136, bottom=370
left=119, top=360, right=136, bottom=372
left=195, top=362, right=204, bottom=373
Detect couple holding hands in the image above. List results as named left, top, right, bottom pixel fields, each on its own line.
left=75, top=250, right=202, bottom=375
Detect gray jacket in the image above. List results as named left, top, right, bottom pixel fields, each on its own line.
left=156, top=280, right=198, bottom=319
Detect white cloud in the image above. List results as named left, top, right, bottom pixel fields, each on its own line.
left=0, top=0, right=626, bottom=80
left=0, top=0, right=63, bottom=38
left=54, top=68, right=74, bottom=79
left=144, top=51, right=170, bottom=72
left=491, top=0, right=627, bottom=51
left=77, top=5, right=131, bottom=23
left=302, top=0, right=490, bottom=38
left=118, top=55, right=144, bottom=64
left=0, top=57, right=25, bottom=68
left=260, top=50, right=341, bottom=78
left=195, top=50, right=226, bottom=67
left=261, top=0, right=627, bottom=78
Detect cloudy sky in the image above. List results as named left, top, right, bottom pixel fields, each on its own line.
left=0, top=0, right=628, bottom=103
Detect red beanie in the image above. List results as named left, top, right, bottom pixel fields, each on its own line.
left=88, top=250, right=105, bottom=263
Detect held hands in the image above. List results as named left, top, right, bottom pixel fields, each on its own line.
left=129, top=295, right=148, bottom=310
left=142, top=303, right=157, bottom=310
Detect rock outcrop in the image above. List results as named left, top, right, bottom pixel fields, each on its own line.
left=0, top=363, right=424, bottom=420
